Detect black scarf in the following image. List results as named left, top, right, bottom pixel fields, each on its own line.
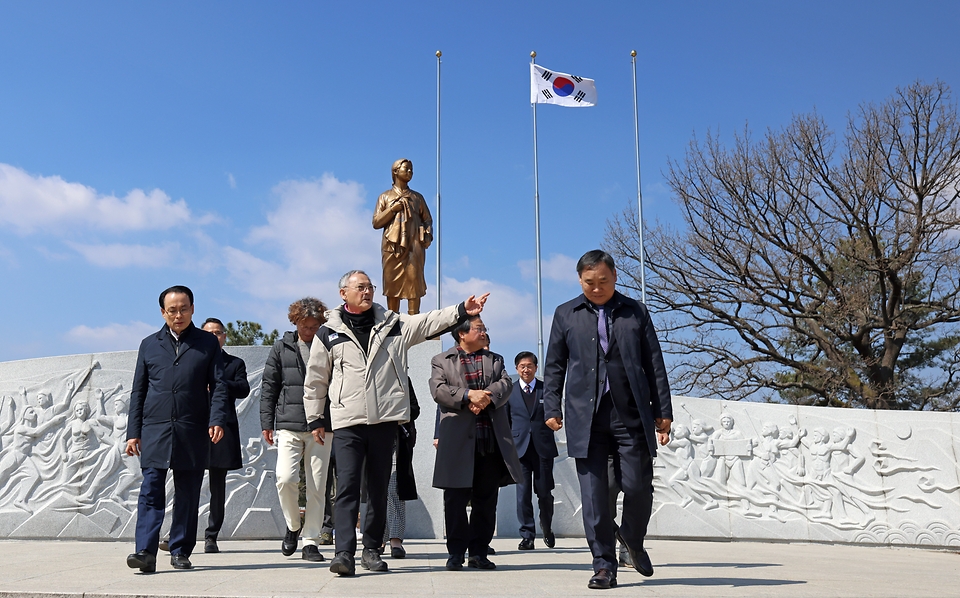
left=340, top=306, right=375, bottom=354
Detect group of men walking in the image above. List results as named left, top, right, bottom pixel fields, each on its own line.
left=123, top=249, right=673, bottom=590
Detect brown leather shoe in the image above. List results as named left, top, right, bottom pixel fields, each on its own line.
left=588, top=569, right=617, bottom=589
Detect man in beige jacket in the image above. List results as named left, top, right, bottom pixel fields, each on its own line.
left=303, top=269, right=487, bottom=576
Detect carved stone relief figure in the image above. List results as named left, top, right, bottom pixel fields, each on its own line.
left=0, top=404, right=67, bottom=512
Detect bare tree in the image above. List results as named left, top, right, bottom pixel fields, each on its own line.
left=607, top=81, right=960, bottom=410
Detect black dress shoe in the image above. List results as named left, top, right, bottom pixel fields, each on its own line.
left=170, top=553, right=193, bottom=570
left=329, top=551, right=356, bottom=576
left=542, top=527, right=556, bottom=548
left=204, top=538, right=219, bottom=554
left=302, top=545, right=325, bottom=562
left=390, top=545, right=406, bottom=559
left=588, top=569, right=617, bottom=589
left=445, top=554, right=463, bottom=571
left=487, top=546, right=496, bottom=555
left=467, top=555, right=496, bottom=570
left=126, top=550, right=156, bottom=573
left=616, top=530, right=653, bottom=577
left=518, top=538, right=535, bottom=550
left=360, top=547, right=388, bottom=571
left=281, top=527, right=300, bottom=556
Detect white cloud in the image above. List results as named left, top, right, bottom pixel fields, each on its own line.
left=223, top=174, right=381, bottom=301
left=441, top=276, right=539, bottom=346
left=227, top=173, right=237, bottom=189
left=0, top=163, right=194, bottom=234
left=66, top=241, right=180, bottom=268
left=518, top=253, right=578, bottom=282
left=64, top=321, right=157, bottom=353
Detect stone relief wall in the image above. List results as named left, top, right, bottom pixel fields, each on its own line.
left=644, top=397, right=960, bottom=547
left=2, top=347, right=958, bottom=547
left=0, top=348, right=281, bottom=540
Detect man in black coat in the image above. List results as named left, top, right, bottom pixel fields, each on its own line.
left=125, top=286, right=230, bottom=573
left=200, top=317, right=250, bottom=554
left=508, top=351, right=558, bottom=551
left=543, top=250, right=672, bottom=590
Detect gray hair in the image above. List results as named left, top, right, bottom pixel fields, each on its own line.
left=338, top=270, right=370, bottom=289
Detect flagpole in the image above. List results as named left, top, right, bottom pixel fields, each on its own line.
left=631, top=50, right=647, bottom=304
left=435, top=50, right=442, bottom=311
left=531, top=51, right=544, bottom=368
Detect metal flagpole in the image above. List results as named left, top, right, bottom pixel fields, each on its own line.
left=531, top=51, right=544, bottom=367
left=631, top=50, right=647, bottom=303
left=435, top=50, right=442, bottom=310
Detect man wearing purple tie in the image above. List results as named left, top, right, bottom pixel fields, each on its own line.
left=543, top=250, right=673, bottom=590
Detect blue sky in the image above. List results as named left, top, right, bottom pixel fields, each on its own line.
left=2, top=1, right=959, bottom=367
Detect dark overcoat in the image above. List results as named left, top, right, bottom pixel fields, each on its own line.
left=128, top=322, right=231, bottom=470
left=543, top=291, right=672, bottom=459
left=507, top=379, right=558, bottom=460
left=395, top=378, right=420, bottom=501
left=208, top=350, right=250, bottom=470
left=430, top=346, right=522, bottom=489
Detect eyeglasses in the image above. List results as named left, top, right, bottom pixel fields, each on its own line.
left=350, top=284, right=376, bottom=293
left=164, top=307, right=192, bottom=316
left=470, top=327, right=488, bottom=334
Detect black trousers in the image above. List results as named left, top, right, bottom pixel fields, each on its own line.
left=443, top=445, right=504, bottom=558
left=135, top=467, right=204, bottom=557
left=321, top=452, right=336, bottom=535
left=516, top=443, right=555, bottom=541
left=205, top=467, right=227, bottom=540
left=332, top=422, right=397, bottom=555
left=575, top=393, right=653, bottom=573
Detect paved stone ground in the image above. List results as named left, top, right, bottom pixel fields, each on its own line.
left=0, top=537, right=956, bottom=597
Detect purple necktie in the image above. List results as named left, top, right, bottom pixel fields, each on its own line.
left=598, top=305, right=609, bottom=354
left=598, top=305, right=609, bottom=393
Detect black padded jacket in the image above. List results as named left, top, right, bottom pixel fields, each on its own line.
left=260, top=330, right=329, bottom=432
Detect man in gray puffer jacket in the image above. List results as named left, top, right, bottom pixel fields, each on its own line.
left=260, top=297, right=332, bottom=564
left=304, top=269, right=488, bottom=576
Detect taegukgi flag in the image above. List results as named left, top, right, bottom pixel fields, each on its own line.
left=530, top=64, right=597, bottom=107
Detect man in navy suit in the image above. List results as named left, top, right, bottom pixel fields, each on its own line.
left=544, top=250, right=672, bottom=590
left=508, top=351, right=558, bottom=550
left=200, top=317, right=250, bottom=554
left=125, top=285, right=230, bottom=573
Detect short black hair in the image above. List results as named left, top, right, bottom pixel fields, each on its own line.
left=450, top=315, right=479, bottom=344
left=159, top=285, right=194, bottom=309
left=576, top=250, right=616, bottom=275
left=202, top=317, right=224, bottom=329
left=515, top=351, right=538, bottom=367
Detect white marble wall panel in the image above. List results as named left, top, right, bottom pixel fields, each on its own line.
left=2, top=347, right=958, bottom=547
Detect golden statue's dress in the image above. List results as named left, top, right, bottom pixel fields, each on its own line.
left=372, top=158, right=433, bottom=314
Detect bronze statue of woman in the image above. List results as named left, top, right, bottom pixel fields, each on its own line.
left=372, top=158, right=433, bottom=314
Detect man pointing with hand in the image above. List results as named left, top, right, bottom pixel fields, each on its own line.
left=303, top=269, right=489, bottom=577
